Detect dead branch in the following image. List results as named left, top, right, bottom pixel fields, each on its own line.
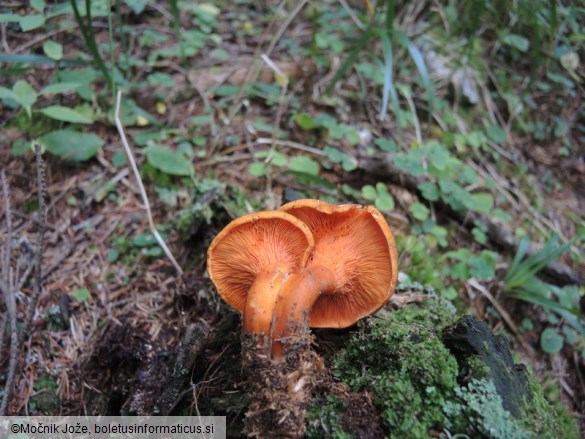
left=18, top=145, right=47, bottom=348
left=0, top=169, right=18, bottom=416
left=359, top=152, right=584, bottom=286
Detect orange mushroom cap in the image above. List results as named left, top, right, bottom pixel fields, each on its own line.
left=207, top=210, right=314, bottom=335
left=279, top=199, right=398, bottom=328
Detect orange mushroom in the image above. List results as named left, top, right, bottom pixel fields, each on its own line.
left=207, top=211, right=314, bottom=348
left=271, top=199, right=398, bottom=358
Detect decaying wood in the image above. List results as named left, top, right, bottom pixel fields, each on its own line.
left=155, top=320, right=210, bottom=415
left=125, top=321, right=210, bottom=416
left=360, top=152, right=584, bottom=287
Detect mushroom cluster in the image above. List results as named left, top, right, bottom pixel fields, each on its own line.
left=207, top=199, right=398, bottom=359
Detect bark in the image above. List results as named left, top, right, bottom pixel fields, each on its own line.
left=155, top=321, right=211, bottom=415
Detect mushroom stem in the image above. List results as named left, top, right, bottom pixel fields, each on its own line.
left=271, top=266, right=336, bottom=359
left=243, top=269, right=287, bottom=348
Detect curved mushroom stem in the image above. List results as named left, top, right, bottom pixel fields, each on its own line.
left=271, top=266, right=336, bottom=359
left=243, top=269, right=287, bottom=351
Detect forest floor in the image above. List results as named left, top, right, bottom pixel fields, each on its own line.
left=0, top=1, right=584, bottom=437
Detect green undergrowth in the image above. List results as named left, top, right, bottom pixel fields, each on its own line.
left=307, top=297, right=577, bottom=439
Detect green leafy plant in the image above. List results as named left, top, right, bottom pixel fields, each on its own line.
left=361, top=183, right=394, bottom=211
left=38, top=130, right=103, bottom=161
left=144, top=145, right=195, bottom=178
left=323, top=146, right=358, bottom=172
left=109, top=230, right=171, bottom=264
left=0, top=77, right=105, bottom=160
left=503, top=235, right=585, bottom=357
left=294, top=112, right=361, bottom=144
left=396, top=235, right=449, bottom=290
left=0, top=79, right=86, bottom=122
left=393, top=142, right=497, bottom=217
left=503, top=235, right=582, bottom=294
left=447, top=249, right=498, bottom=281
left=72, top=288, right=91, bottom=302
left=321, top=0, right=434, bottom=126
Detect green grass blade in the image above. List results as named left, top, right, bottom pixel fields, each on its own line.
left=506, top=236, right=531, bottom=281
left=507, top=288, right=581, bottom=319
left=526, top=234, right=560, bottom=265
left=395, top=30, right=434, bottom=115
left=504, top=235, right=582, bottom=290
left=520, top=237, right=579, bottom=287
left=385, top=0, right=395, bottom=35
left=379, top=31, right=400, bottom=123
left=70, top=0, right=112, bottom=88
left=115, top=0, right=128, bottom=68
left=107, top=0, right=116, bottom=100
left=504, top=239, right=533, bottom=288
left=508, top=280, right=585, bottom=336
left=505, top=249, right=550, bottom=289
left=548, top=0, right=558, bottom=51
left=169, top=0, right=187, bottom=65
left=524, top=238, right=580, bottom=278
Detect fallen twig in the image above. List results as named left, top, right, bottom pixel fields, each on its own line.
left=467, top=278, right=536, bottom=358
left=256, top=138, right=326, bottom=157
left=19, top=144, right=47, bottom=346
left=338, top=0, right=365, bottom=30
left=114, top=90, right=184, bottom=275
left=0, top=169, right=18, bottom=416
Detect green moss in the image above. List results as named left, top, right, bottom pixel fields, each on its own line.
left=376, top=294, right=460, bottom=331
left=328, top=298, right=460, bottom=438
left=465, top=355, right=491, bottom=378
left=307, top=298, right=577, bottom=439
left=521, top=373, right=579, bottom=439
left=306, top=395, right=352, bottom=439
left=29, top=373, right=60, bottom=414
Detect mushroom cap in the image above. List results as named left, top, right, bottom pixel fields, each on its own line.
left=279, top=199, right=398, bottom=328
left=207, top=211, right=314, bottom=313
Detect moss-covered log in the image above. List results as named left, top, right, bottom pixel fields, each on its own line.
left=194, top=296, right=577, bottom=438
